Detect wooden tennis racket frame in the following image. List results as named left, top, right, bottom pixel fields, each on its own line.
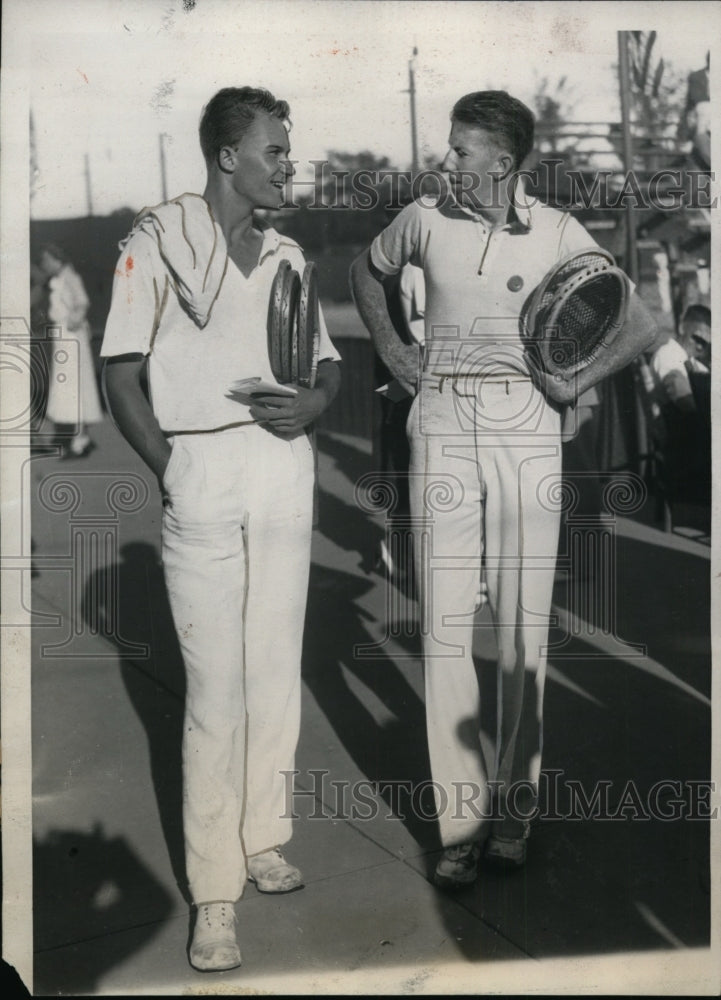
left=525, top=247, right=631, bottom=378
left=268, top=259, right=321, bottom=389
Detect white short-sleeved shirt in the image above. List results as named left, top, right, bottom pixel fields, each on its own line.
left=651, top=336, right=708, bottom=402
left=102, top=225, right=340, bottom=433
left=370, top=191, right=605, bottom=374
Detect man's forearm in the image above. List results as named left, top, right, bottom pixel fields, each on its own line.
left=573, top=292, right=658, bottom=397
left=350, top=250, right=420, bottom=394
left=103, top=358, right=171, bottom=481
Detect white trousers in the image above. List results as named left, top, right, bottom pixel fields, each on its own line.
left=407, top=374, right=562, bottom=846
left=161, top=424, right=315, bottom=902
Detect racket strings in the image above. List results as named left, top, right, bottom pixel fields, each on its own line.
left=538, top=272, right=624, bottom=371
left=536, top=255, right=611, bottom=314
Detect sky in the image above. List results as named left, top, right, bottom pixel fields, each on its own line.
left=12, top=0, right=717, bottom=219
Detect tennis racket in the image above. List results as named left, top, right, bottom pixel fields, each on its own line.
left=267, top=259, right=323, bottom=525
left=523, top=247, right=630, bottom=377
left=298, top=262, right=321, bottom=389
left=268, top=259, right=292, bottom=382
left=268, top=259, right=321, bottom=387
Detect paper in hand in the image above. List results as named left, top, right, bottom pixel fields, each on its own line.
left=228, top=377, right=298, bottom=398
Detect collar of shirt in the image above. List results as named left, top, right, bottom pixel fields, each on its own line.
left=256, top=225, right=301, bottom=267
left=448, top=175, right=533, bottom=233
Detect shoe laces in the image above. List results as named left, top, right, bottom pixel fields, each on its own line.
left=445, top=842, right=478, bottom=861
left=198, top=902, right=234, bottom=928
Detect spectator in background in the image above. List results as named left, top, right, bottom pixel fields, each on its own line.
left=651, top=303, right=710, bottom=413
left=682, top=302, right=711, bottom=372
left=651, top=303, right=711, bottom=507
left=40, top=243, right=103, bottom=458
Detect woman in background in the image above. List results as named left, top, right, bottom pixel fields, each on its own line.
left=40, top=244, right=103, bottom=457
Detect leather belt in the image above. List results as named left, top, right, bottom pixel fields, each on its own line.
left=428, top=371, right=532, bottom=394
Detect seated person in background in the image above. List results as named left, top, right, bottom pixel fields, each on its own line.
left=682, top=302, right=711, bottom=372
left=650, top=303, right=711, bottom=504
left=682, top=304, right=711, bottom=434
left=651, top=303, right=710, bottom=413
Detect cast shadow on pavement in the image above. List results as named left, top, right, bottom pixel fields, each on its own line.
left=301, top=560, right=440, bottom=850
left=315, top=431, right=383, bottom=573
left=316, top=429, right=374, bottom=490
left=80, top=541, right=189, bottom=901
left=431, top=528, right=711, bottom=962
left=33, top=824, right=174, bottom=995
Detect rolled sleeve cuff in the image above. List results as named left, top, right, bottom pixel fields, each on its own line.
left=100, top=234, right=161, bottom=358
left=369, top=237, right=401, bottom=277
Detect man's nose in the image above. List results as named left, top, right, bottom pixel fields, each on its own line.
left=440, top=150, right=455, bottom=173
left=282, top=160, right=296, bottom=179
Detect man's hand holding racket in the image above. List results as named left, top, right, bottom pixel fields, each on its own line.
left=528, top=364, right=580, bottom=404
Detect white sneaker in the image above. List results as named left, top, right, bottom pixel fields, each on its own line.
left=247, top=848, right=304, bottom=893
left=189, top=901, right=241, bottom=972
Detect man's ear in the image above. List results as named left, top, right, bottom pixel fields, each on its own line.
left=218, top=145, right=238, bottom=174
left=495, top=150, right=514, bottom=181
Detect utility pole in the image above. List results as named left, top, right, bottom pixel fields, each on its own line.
left=407, top=47, right=419, bottom=174
left=159, top=133, right=168, bottom=203
left=84, top=153, right=94, bottom=217
left=617, top=31, right=638, bottom=284
left=30, top=110, right=39, bottom=202
left=618, top=31, right=646, bottom=476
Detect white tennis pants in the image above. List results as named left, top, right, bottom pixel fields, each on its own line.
left=161, top=424, right=315, bottom=903
left=408, top=374, right=562, bottom=846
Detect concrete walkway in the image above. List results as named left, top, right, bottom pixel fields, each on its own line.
left=26, top=408, right=716, bottom=995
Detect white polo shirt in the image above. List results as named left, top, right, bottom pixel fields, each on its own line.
left=370, top=190, right=603, bottom=375
left=651, top=335, right=708, bottom=404
left=102, top=224, right=340, bottom=433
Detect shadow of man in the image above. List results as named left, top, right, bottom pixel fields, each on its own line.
left=80, top=541, right=188, bottom=901
left=301, top=560, right=440, bottom=848
left=33, top=823, right=174, bottom=995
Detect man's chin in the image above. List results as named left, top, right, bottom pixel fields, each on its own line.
left=450, top=187, right=472, bottom=208
left=263, top=192, right=285, bottom=211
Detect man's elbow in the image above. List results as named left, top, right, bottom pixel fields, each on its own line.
left=102, top=354, right=145, bottom=400
left=349, top=249, right=370, bottom=297
left=350, top=248, right=368, bottom=273
left=627, top=294, right=659, bottom=354
left=641, top=317, right=659, bottom=354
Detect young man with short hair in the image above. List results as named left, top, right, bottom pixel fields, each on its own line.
left=103, top=87, right=340, bottom=971
left=351, top=90, right=656, bottom=890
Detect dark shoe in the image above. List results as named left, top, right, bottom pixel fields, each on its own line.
left=484, top=820, right=530, bottom=869
left=433, top=841, right=481, bottom=890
